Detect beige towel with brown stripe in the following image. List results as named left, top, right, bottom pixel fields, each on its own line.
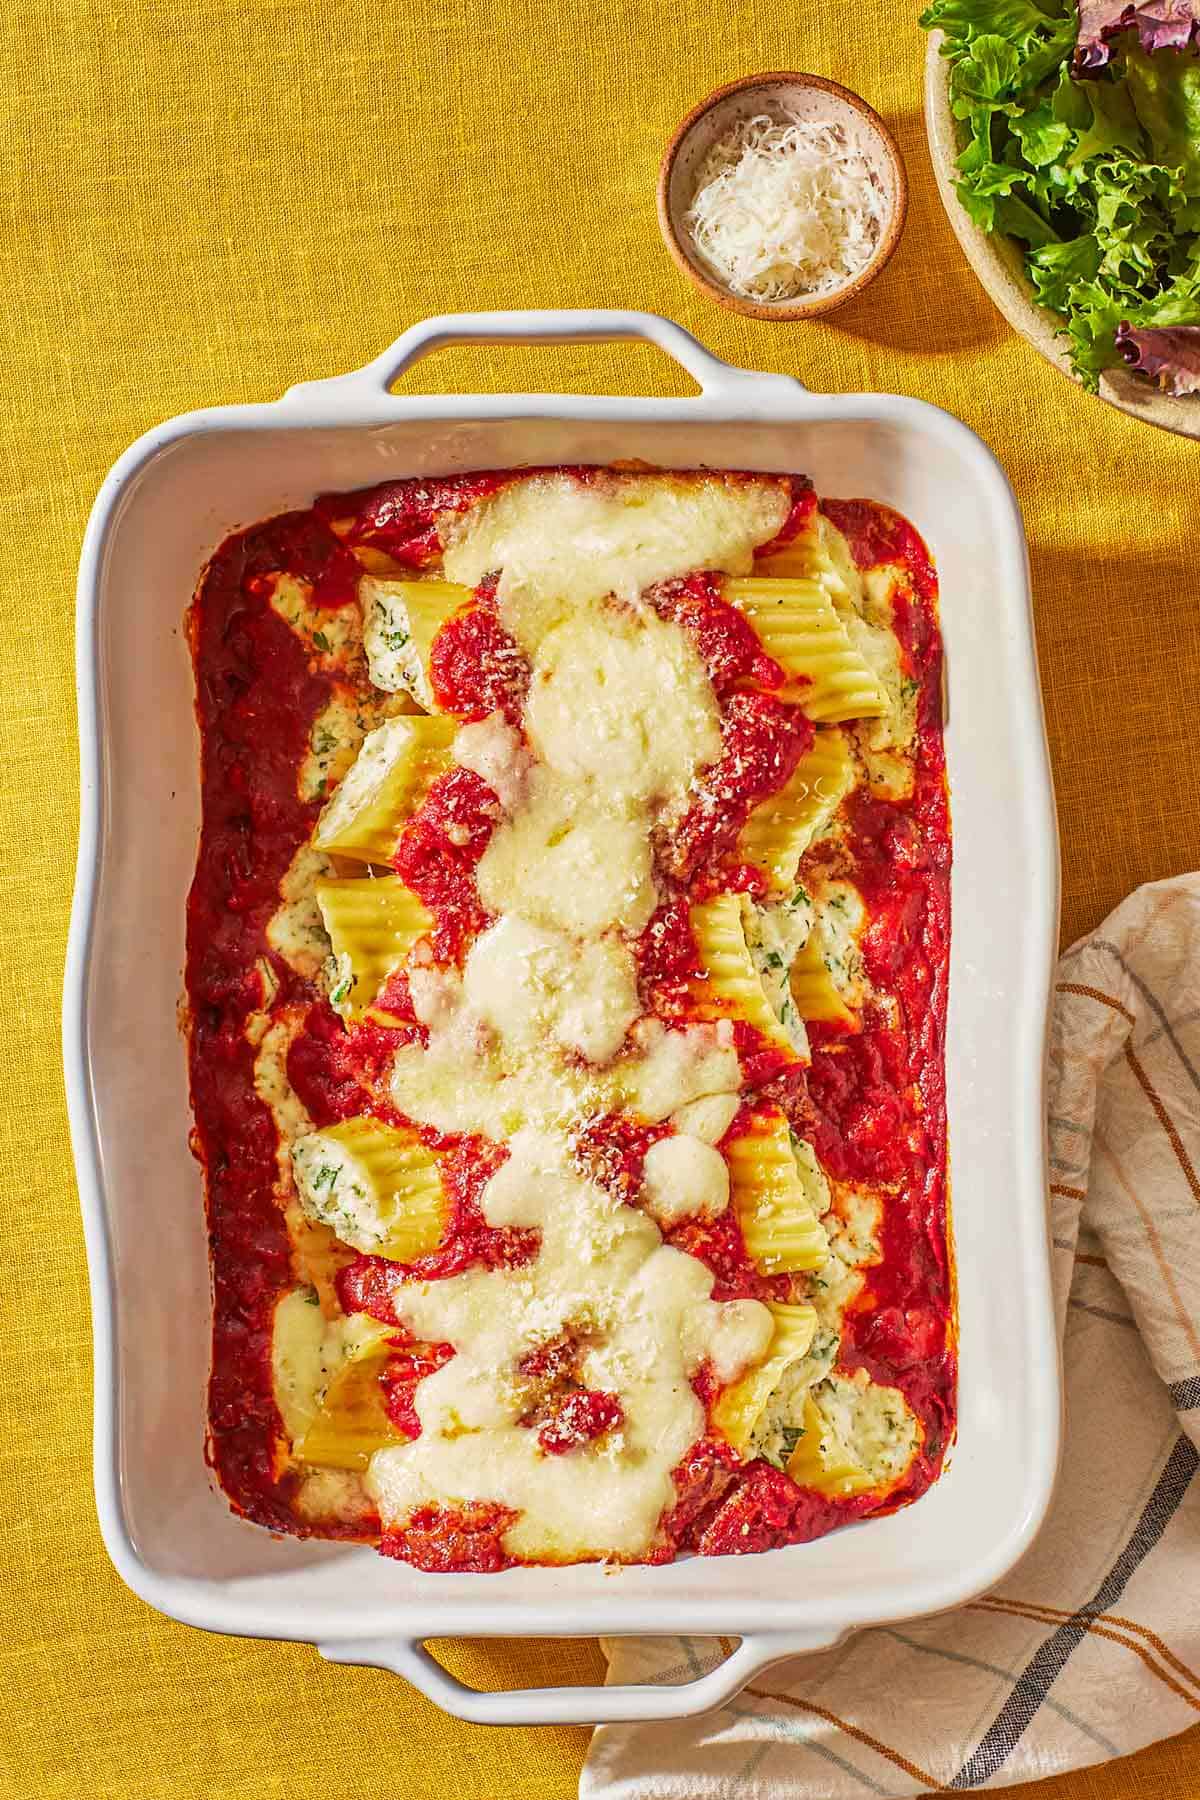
left=583, top=875, right=1200, bottom=1798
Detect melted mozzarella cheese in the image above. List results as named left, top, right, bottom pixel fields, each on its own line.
left=640, top=1133, right=730, bottom=1227
left=390, top=1021, right=599, bottom=1140
left=525, top=602, right=721, bottom=810
left=441, top=471, right=790, bottom=652
left=452, top=711, right=530, bottom=812
left=362, top=470, right=831, bottom=1559
left=465, top=915, right=640, bottom=1066
left=474, top=599, right=721, bottom=944
left=669, top=1090, right=741, bottom=1146
left=477, top=766, right=658, bottom=938
left=617, top=1017, right=740, bottom=1121
left=367, top=1130, right=772, bottom=1559
left=390, top=976, right=741, bottom=1140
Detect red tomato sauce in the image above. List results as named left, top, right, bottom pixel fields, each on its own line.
left=315, top=472, right=515, bottom=568
left=186, top=513, right=360, bottom=1532
left=381, top=1342, right=455, bottom=1439
left=379, top=1502, right=517, bottom=1573
left=670, top=692, right=815, bottom=888
left=650, top=573, right=788, bottom=697
left=633, top=899, right=699, bottom=1015
left=572, top=1112, right=667, bottom=1202
left=391, top=767, right=497, bottom=962
left=538, top=1389, right=625, bottom=1455
left=186, top=470, right=952, bottom=1560
left=428, top=593, right=530, bottom=726
left=761, top=476, right=818, bottom=555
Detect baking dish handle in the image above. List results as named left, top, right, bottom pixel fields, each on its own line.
left=281, top=309, right=806, bottom=406
left=318, top=1628, right=838, bottom=1725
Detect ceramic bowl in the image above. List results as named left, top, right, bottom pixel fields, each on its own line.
left=658, top=72, right=908, bottom=320
left=924, top=31, right=1200, bottom=440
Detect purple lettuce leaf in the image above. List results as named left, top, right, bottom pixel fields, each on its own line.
left=1075, top=0, right=1200, bottom=70
left=1114, top=321, right=1200, bottom=391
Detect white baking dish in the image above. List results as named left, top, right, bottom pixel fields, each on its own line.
left=66, top=309, right=1061, bottom=1727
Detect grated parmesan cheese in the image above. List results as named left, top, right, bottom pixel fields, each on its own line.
left=684, top=114, right=888, bottom=303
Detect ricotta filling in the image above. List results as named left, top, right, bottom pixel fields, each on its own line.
left=360, top=575, right=433, bottom=704
left=811, top=879, right=869, bottom=1012
left=252, top=1004, right=315, bottom=1194
left=808, top=1371, right=920, bottom=1489
left=744, top=895, right=813, bottom=1057
left=266, top=843, right=336, bottom=978
left=269, top=573, right=361, bottom=669
left=751, top=1325, right=841, bottom=1469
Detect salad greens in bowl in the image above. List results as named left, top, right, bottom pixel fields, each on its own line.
left=922, top=0, right=1200, bottom=425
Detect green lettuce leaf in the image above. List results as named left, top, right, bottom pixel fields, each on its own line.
left=1066, top=74, right=1147, bottom=161
left=1026, top=233, right=1103, bottom=308
left=1050, top=58, right=1093, bottom=126
left=950, top=33, right=1024, bottom=115
left=1125, top=43, right=1200, bottom=186
left=920, top=0, right=1070, bottom=47
left=1011, top=100, right=1076, bottom=162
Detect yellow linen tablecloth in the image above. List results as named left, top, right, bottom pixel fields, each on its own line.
left=3, top=0, right=1200, bottom=1795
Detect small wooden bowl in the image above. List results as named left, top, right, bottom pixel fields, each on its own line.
left=658, top=72, right=908, bottom=321
left=924, top=32, right=1200, bottom=439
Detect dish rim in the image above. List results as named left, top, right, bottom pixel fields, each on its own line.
left=64, top=308, right=1062, bottom=1725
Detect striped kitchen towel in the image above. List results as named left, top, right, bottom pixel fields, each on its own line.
left=582, top=874, right=1200, bottom=1797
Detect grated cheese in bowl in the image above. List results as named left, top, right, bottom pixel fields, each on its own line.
left=684, top=114, right=889, bottom=304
